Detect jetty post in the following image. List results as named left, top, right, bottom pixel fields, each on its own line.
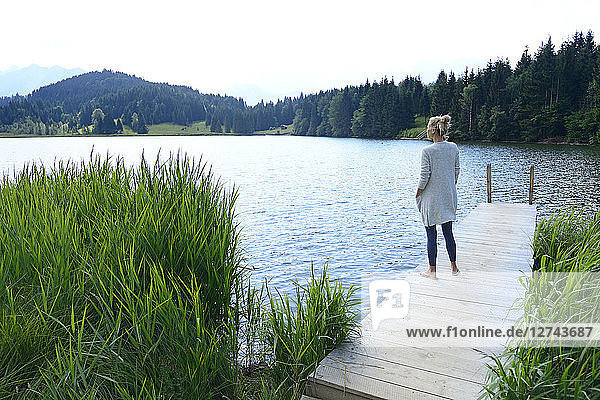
left=529, top=166, right=534, bottom=205
left=486, top=163, right=492, bottom=203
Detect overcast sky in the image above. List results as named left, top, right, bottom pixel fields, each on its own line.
left=2, top=0, right=599, bottom=100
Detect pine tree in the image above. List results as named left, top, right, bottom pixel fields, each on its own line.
left=91, top=108, right=105, bottom=134
left=137, top=113, right=148, bottom=134
left=101, top=112, right=116, bottom=134
left=116, top=118, right=124, bottom=133
left=328, top=89, right=353, bottom=137
left=431, top=71, right=450, bottom=115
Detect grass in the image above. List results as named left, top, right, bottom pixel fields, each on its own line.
left=398, top=116, right=427, bottom=138
left=0, top=151, right=358, bottom=399
left=251, top=125, right=293, bottom=136
left=146, top=121, right=213, bottom=135
left=146, top=122, right=293, bottom=136
left=483, top=208, right=600, bottom=399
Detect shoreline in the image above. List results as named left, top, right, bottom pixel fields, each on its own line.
left=398, top=136, right=599, bottom=146
left=0, top=132, right=287, bottom=139
left=1, top=131, right=598, bottom=147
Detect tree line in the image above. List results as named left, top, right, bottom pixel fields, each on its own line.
left=287, top=76, right=426, bottom=138
left=0, top=31, right=598, bottom=142
left=430, top=31, right=599, bottom=143
left=276, top=30, right=599, bottom=143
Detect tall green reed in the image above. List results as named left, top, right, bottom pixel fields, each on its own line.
left=0, top=151, right=360, bottom=399
left=484, top=208, right=600, bottom=399
left=0, top=151, right=246, bottom=398
left=262, top=262, right=360, bottom=400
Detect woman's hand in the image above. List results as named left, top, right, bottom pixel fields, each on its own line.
left=416, top=188, right=423, bottom=198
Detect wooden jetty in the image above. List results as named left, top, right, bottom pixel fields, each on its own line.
left=307, top=202, right=537, bottom=400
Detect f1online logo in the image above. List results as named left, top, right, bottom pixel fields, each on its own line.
left=369, top=280, right=410, bottom=331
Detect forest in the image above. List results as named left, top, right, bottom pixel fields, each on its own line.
left=0, top=31, right=598, bottom=143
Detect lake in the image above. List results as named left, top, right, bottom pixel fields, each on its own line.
left=1, top=136, right=599, bottom=292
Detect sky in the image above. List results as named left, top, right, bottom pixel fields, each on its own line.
left=2, top=0, right=599, bottom=102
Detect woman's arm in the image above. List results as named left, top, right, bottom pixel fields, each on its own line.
left=416, top=149, right=430, bottom=197
left=455, top=149, right=460, bottom=184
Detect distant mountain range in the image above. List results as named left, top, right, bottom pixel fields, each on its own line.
left=0, top=64, right=86, bottom=97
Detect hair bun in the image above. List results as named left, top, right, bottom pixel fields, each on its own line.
left=427, top=114, right=451, bottom=138
left=437, top=114, right=451, bottom=133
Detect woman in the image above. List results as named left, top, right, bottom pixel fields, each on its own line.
left=416, top=115, right=460, bottom=279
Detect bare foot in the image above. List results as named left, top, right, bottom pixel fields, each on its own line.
left=451, top=262, right=460, bottom=276
left=420, top=269, right=437, bottom=280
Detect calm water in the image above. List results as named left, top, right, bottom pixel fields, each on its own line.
left=1, top=136, right=599, bottom=292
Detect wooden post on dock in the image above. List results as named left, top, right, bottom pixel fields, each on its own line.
left=486, top=164, right=492, bottom=203
left=529, top=165, right=534, bottom=205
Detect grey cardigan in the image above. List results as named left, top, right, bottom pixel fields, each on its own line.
left=415, top=141, right=460, bottom=226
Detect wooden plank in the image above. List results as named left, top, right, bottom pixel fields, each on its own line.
left=456, top=232, right=533, bottom=242
left=428, top=250, right=531, bottom=262
left=407, top=269, right=525, bottom=288
left=435, top=239, right=532, bottom=251
left=351, top=339, right=506, bottom=377
left=348, top=335, right=504, bottom=365
left=404, top=277, right=524, bottom=303
left=449, top=234, right=534, bottom=248
left=405, top=283, right=523, bottom=306
left=431, top=257, right=531, bottom=270
left=454, top=229, right=534, bottom=239
left=441, top=246, right=532, bottom=258
left=361, top=308, right=520, bottom=346
left=461, top=209, right=536, bottom=219
left=399, top=292, right=520, bottom=320
left=407, top=289, right=517, bottom=312
left=309, top=364, right=446, bottom=400
left=315, top=355, right=483, bottom=399
left=409, top=283, right=524, bottom=300
left=336, top=340, right=493, bottom=371
left=423, top=238, right=531, bottom=253
left=323, top=348, right=487, bottom=384
left=367, top=301, right=520, bottom=329
left=418, top=259, right=531, bottom=272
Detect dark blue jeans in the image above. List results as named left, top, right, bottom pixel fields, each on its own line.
left=425, top=221, right=456, bottom=267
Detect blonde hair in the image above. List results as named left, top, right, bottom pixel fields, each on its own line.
left=427, top=115, right=451, bottom=139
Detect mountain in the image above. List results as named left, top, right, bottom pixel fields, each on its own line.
left=0, top=64, right=86, bottom=97
left=0, top=69, right=291, bottom=135
left=1, top=69, right=248, bottom=128
left=29, top=70, right=149, bottom=114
